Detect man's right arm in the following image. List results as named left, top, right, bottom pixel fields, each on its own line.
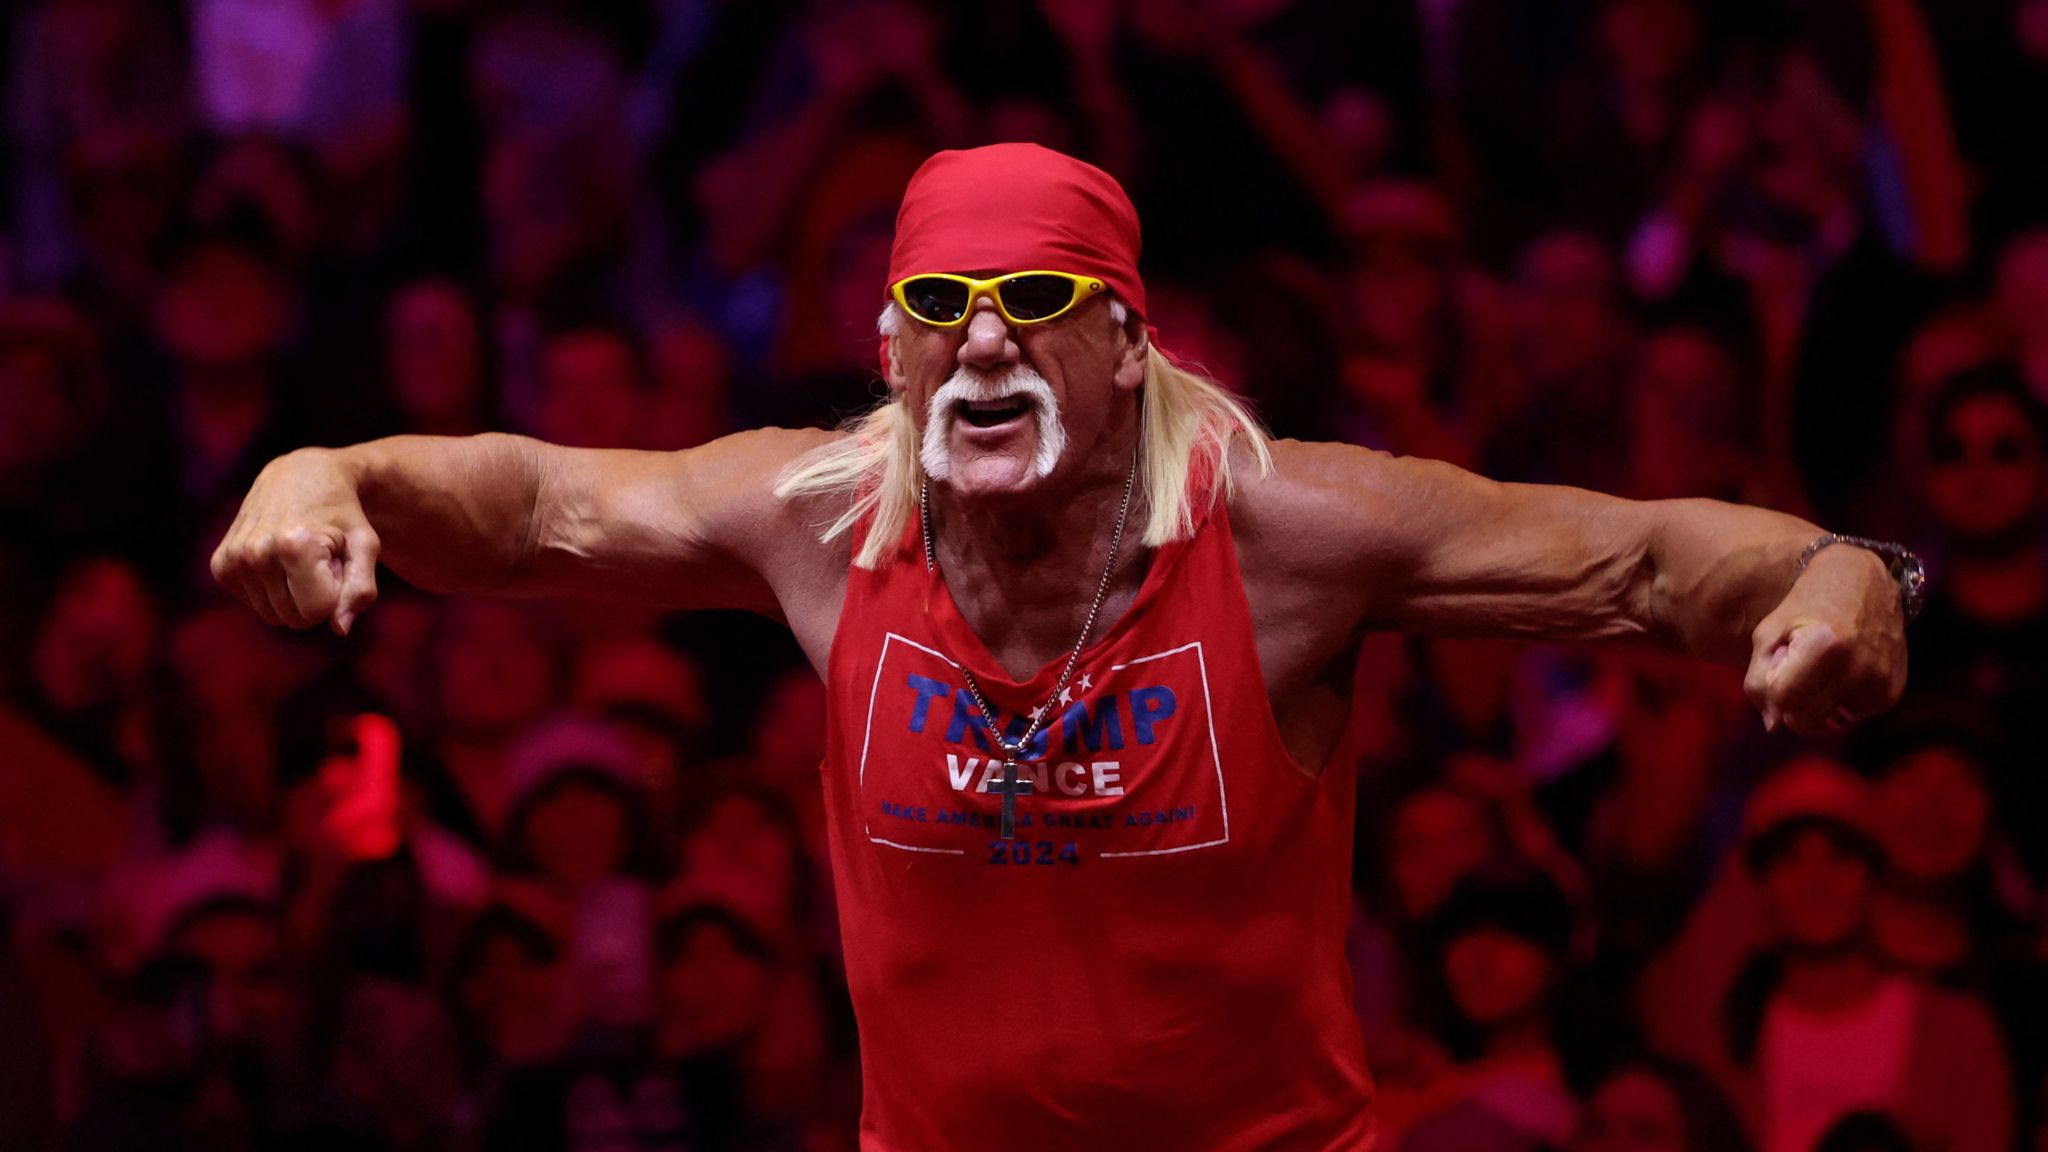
left=212, top=427, right=842, bottom=635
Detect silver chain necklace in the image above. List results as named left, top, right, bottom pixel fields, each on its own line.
left=920, top=450, right=1139, bottom=841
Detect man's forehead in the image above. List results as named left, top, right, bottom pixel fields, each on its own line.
left=889, top=143, right=1147, bottom=318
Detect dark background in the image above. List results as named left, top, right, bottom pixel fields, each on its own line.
left=3, top=1, right=2048, bottom=1150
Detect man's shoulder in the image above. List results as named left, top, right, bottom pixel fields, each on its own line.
left=1216, top=438, right=1409, bottom=661
left=1225, top=437, right=1401, bottom=544
left=683, top=426, right=856, bottom=655
left=681, top=426, right=852, bottom=514
left=676, top=425, right=857, bottom=567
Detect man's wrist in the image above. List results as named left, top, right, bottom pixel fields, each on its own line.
left=327, top=442, right=385, bottom=512
left=1798, top=533, right=1927, bottom=621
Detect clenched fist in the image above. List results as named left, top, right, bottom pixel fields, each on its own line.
left=211, top=448, right=381, bottom=635
left=1743, top=544, right=1909, bottom=734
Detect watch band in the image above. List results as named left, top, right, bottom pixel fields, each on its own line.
left=1797, top=533, right=1928, bottom=622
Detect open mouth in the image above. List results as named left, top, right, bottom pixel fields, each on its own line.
left=955, top=396, right=1035, bottom=429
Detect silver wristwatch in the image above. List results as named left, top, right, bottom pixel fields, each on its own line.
left=1797, top=533, right=1927, bottom=622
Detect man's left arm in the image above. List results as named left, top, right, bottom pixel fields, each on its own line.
left=1260, top=442, right=1909, bottom=734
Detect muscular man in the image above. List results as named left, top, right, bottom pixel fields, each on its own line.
left=213, top=144, right=1912, bottom=1150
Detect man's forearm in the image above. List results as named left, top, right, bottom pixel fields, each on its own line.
left=216, top=427, right=819, bottom=631
left=1642, top=498, right=1874, bottom=664
left=340, top=432, right=547, bottom=594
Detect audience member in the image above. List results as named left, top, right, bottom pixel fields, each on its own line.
left=1718, top=760, right=2009, bottom=1152
left=1572, top=1055, right=1753, bottom=1152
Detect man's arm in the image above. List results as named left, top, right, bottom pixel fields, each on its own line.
left=1242, top=440, right=1908, bottom=733
left=212, top=427, right=841, bottom=634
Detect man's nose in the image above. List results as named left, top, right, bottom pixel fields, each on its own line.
left=956, top=296, right=1019, bottom=371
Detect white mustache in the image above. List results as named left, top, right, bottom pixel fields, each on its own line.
left=920, top=366, right=1067, bottom=482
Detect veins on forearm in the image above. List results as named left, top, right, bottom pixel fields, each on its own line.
left=508, top=439, right=552, bottom=588
left=1644, top=501, right=1813, bottom=662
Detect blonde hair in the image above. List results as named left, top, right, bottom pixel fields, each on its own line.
left=773, top=310, right=1272, bottom=569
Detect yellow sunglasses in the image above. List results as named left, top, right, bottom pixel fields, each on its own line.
left=890, top=270, right=1107, bottom=328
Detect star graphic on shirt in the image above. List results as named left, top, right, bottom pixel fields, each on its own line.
left=1058, top=686, right=1073, bottom=707
left=1078, top=672, right=1093, bottom=692
left=1031, top=702, right=1051, bottom=723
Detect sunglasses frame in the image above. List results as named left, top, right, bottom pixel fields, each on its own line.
left=889, top=270, right=1107, bottom=329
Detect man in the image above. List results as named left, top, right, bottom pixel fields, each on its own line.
left=213, top=143, right=1912, bottom=1150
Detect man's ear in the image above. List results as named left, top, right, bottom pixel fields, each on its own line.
left=880, top=334, right=908, bottom=394
left=1112, top=315, right=1149, bottom=393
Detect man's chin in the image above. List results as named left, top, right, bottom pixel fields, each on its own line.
left=929, top=418, right=1056, bottom=498
left=942, top=452, right=1045, bottom=499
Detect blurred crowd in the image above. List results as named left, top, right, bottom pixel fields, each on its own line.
left=2, top=1, right=2048, bottom=1150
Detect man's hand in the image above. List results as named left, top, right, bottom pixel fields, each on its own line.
left=1743, top=545, right=1908, bottom=733
left=211, top=448, right=381, bottom=635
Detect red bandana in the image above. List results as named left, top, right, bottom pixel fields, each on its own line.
left=886, top=143, right=1147, bottom=319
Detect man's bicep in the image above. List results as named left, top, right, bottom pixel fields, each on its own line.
left=528, top=428, right=838, bottom=614
left=1388, top=469, right=1657, bottom=640
left=1279, top=444, right=1655, bottom=641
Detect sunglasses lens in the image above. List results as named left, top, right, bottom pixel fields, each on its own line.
left=1000, top=274, right=1081, bottom=321
left=902, top=278, right=970, bottom=323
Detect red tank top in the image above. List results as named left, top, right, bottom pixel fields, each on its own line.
left=822, top=493, right=1376, bottom=1151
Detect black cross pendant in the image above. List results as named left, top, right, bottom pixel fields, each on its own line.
left=986, top=757, right=1032, bottom=840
